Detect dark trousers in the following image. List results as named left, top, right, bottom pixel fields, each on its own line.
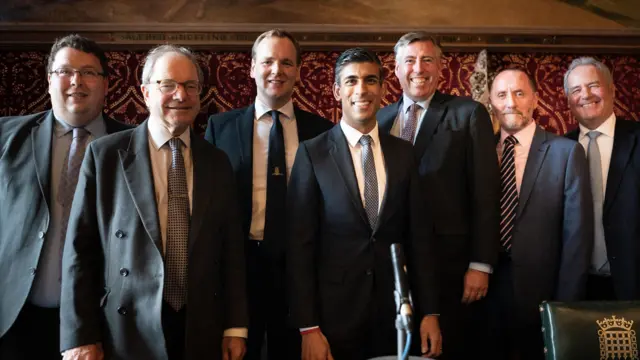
left=0, top=303, right=61, bottom=360
left=470, top=255, right=545, bottom=360
left=586, top=274, right=616, bottom=301
left=162, top=301, right=187, bottom=360
left=246, top=240, right=300, bottom=360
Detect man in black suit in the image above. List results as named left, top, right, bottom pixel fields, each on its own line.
left=205, top=29, right=333, bottom=360
left=60, top=45, right=248, bottom=360
left=565, top=57, right=640, bottom=301
left=376, top=31, right=500, bottom=359
left=287, top=47, right=441, bottom=360
left=0, top=34, right=131, bottom=360
left=476, top=68, right=592, bottom=360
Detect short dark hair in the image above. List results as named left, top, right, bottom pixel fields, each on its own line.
left=47, top=34, right=109, bottom=76
left=252, top=28, right=302, bottom=66
left=491, top=68, right=538, bottom=93
left=334, top=47, right=384, bottom=85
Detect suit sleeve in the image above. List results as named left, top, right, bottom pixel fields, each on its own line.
left=466, top=104, right=501, bottom=266
left=287, top=143, right=321, bottom=328
left=556, top=143, right=594, bottom=301
left=204, top=115, right=217, bottom=146
left=219, top=153, right=249, bottom=329
left=60, top=144, right=104, bottom=351
left=407, top=155, right=439, bottom=315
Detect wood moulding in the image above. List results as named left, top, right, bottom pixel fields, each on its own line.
left=0, top=24, right=639, bottom=53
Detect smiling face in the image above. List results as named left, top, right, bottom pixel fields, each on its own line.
left=47, top=47, right=108, bottom=127
left=394, top=40, right=442, bottom=102
left=141, top=52, right=201, bottom=134
left=566, top=64, right=615, bottom=130
left=250, top=35, right=301, bottom=109
left=334, top=61, right=383, bottom=134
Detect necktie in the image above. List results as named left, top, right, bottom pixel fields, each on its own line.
left=263, top=110, right=287, bottom=242
left=500, top=135, right=518, bottom=252
left=400, top=103, right=420, bottom=143
left=359, top=135, right=378, bottom=230
left=165, top=137, right=190, bottom=310
left=58, top=127, right=90, bottom=252
left=587, top=131, right=609, bottom=274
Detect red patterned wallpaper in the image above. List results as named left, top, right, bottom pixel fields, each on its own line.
left=0, top=51, right=638, bottom=134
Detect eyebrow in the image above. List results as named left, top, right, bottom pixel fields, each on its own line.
left=569, top=80, right=600, bottom=91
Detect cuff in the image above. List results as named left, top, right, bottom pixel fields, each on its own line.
left=469, top=262, right=492, bottom=274
left=300, top=326, right=320, bottom=334
left=223, top=328, right=248, bottom=338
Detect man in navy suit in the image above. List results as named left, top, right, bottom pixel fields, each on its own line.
left=565, top=57, right=640, bottom=301
left=205, top=29, right=333, bottom=360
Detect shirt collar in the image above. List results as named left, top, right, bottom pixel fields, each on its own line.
left=53, top=112, right=106, bottom=138
left=339, top=119, right=380, bottom=148
left=578, top=112, right=616, bottom=140
left=147, top=118, right=191, bottom=152
left=254, top=97, right=295, bottom=122
left=499, top=119, right=537, bottom=149
left=402, top=92, right=434, bottom=115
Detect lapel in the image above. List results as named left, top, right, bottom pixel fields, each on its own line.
left=413, top=91, right=448, bottom=158
left=377, top=101, right=401, bottom=135
left=188, top=133, right=214, bottom=254
left=604, top=119, right=637, bottom=216
left=517, top=126, right=549, bottom=217
left=372, top=134, right=393, bottom=234
left=328, top=126, right=370, bottom=228
left=236, top=104, right=255, bottom=168
left=118, top=121, right=162, bottom=253
left=31, top=111, right=54, bottom=203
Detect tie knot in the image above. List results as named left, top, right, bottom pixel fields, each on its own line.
left=359, top=134, right=373, bottom=147
left=270, top=110, right=281, bottom=122
left=504, top=135, right=518, bottom=146
left=408, top=103, right=422, bottom=113
left=587, top=130, right=602, bottom=140
left=168, top=137, right=183, bottom=152
left=72, top=127, right=89, bottom=139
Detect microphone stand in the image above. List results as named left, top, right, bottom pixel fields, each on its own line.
left=394, top=290, right=413, bottom=360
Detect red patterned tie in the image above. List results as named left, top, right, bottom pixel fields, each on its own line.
left=500, top=135, right=518, bottom=251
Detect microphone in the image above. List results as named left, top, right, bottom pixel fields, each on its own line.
left=390, top=243, right=413, bottom=332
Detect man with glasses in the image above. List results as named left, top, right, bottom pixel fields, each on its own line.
left=60, top=44, right=248, bottom=360
left=0, top=34, right=131, bottom=359
left=205, top=29, right=333, bottom=360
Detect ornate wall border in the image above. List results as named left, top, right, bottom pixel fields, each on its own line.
left=0, top=24, right=639, bottom=52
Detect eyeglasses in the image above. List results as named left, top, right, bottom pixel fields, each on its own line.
left=148, top=79, right=202, bottom=96
left=49, top=68, right=105, bottom=80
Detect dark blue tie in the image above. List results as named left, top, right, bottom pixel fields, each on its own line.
left=263, top=110, right=287, bottom=243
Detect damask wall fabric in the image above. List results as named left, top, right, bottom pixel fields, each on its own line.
left=0, top=50, right=638, bottom=134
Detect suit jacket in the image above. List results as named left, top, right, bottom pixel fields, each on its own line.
left=0, top=110, right=131, bottom=338
left=567, top=119, right=640, bottom=300
left=287, top=125, right=437, bottom=345
left=204, top=104, right=333, bottom=250
left=377, top=92, right=501, bottom=278
left=508, top=126, right=593, bottom=323
left=59, top=121, right=248, bottom=360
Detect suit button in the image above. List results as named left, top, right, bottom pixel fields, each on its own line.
left=117, top=306, right=128, bottom=315
left=119, top=268, right=129, bottom=277
left=38, top=231, right=45, bottom=239
left=366, top=269, right=373, bottom=276
left=29, top=267, right=36, bottom=275
left=115, top=230, right=125, bottom=239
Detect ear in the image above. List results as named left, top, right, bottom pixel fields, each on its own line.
left=250, top=59, right=256, bottom=79
left=333, top=82, right=341, bottom=102
left=394, top=60, right=401, bottom=79
left=141, top=84, right=151, bottom=105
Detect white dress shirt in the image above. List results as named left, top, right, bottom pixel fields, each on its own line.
left=340, top=120, right=387, bottom=212
left=389, top=93, right=434, bottom=143
left=496, top=120, right=538, bottom=195
left=147, top=120, right=246, bottom=338
left=250, top=98, right=299, bottom=240
left=578, top=113, right=616, bottom=197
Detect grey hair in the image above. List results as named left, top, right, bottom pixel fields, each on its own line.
left=141, top=44, right=204, bottom=85
left=393, top=32, right=442, bottom=61
left=563, top=57, right=613, bottom=96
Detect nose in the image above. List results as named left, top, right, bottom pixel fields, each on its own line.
left=69, top=71, right=84, bottom=86
left=173, top=84, right=188, bottom=101
left=272, top=61, right=282, bottom=75
left=354, top=80, right=368, bottom=95
left=413, top=60, right=424, bottom=73
left=504, top=91, right=516, bottom=107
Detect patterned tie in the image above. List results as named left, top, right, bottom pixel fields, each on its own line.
left=165, top=137, right=190, bottom=310
left=57, top=127, right=90, bottom=252
left=400, top=103, right=420, bottom=143
left=587, top=131, right=609, bottom=274
left=359, top=135, right=378, bottom=230
left=500, top=135, right=519, bottom=252
left=263, top=110, right=287, bottom=242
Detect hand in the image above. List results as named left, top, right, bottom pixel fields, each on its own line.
left=462, top=268, right=489, bottom=304
left=222, top=336, right=246, bottom=360
left=301, top=330, right=334, bottom=360
left=62, top=343, right=104, bottom=360
left=420, top=316, right=442, bottom=358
